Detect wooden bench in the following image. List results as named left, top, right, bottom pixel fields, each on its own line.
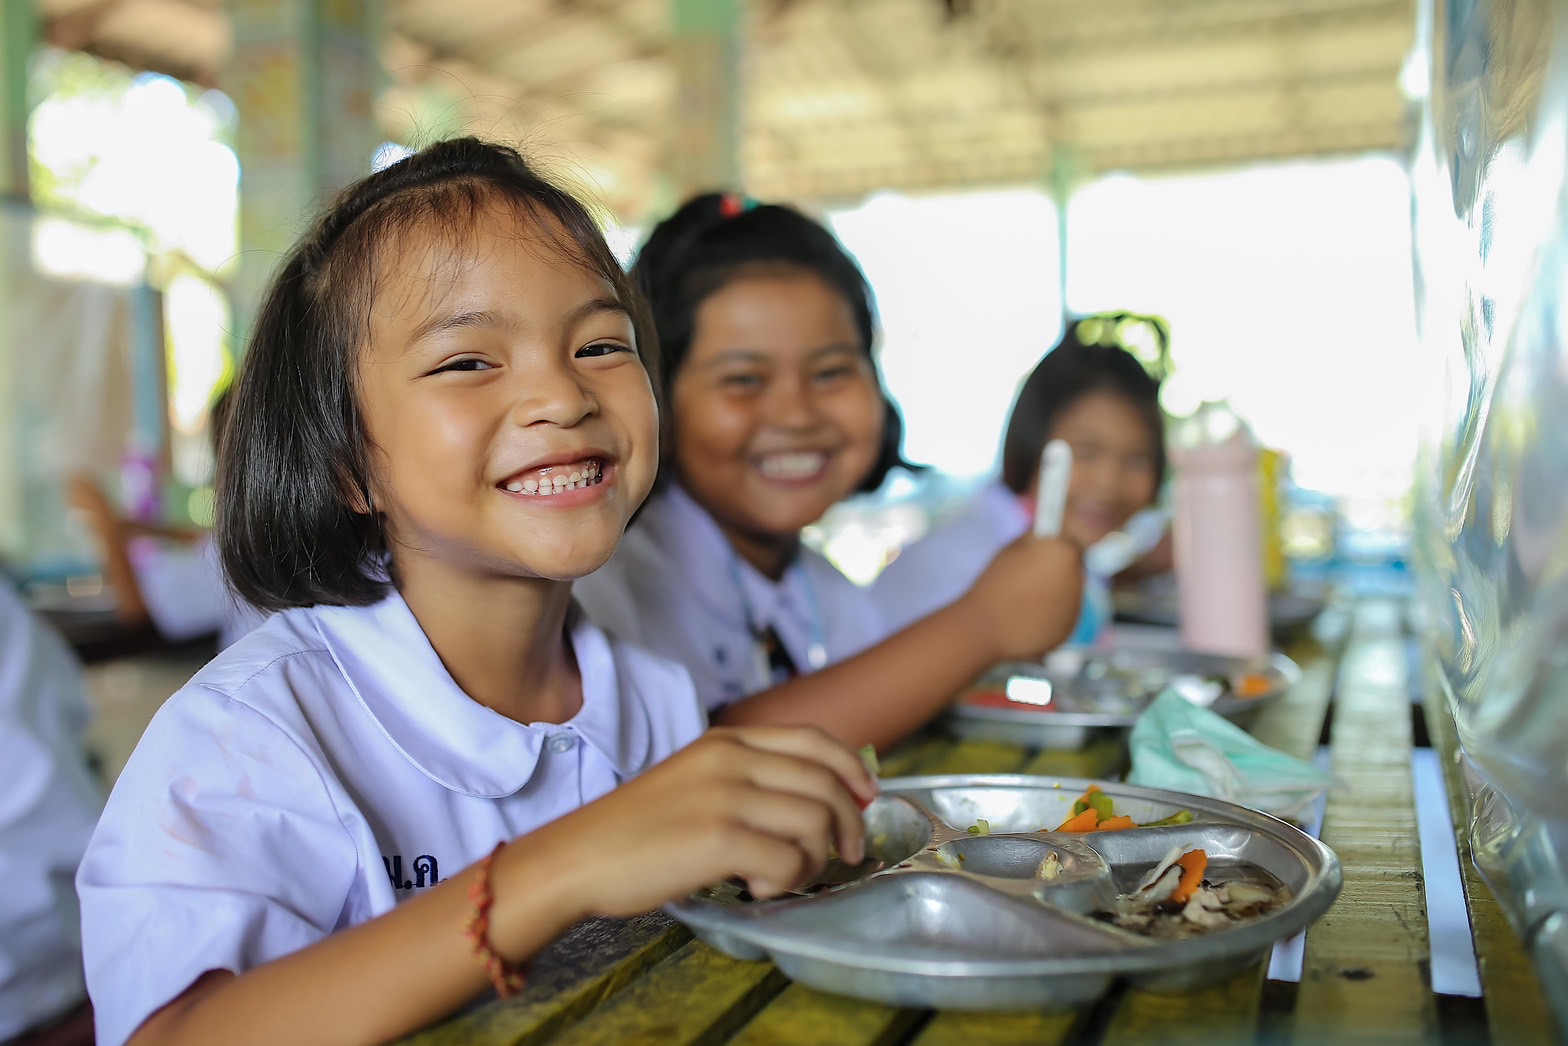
left=404, top=601, right=1559, bottom=1045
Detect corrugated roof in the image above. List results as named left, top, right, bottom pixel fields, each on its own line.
left=35, top=0, right=1416, bottom=216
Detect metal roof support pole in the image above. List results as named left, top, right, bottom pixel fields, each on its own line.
left=1046, top=144, right=1084, bottom=324
left=0, top=0, right=35, bottom=203
left=0, top=0, right=37, bottom=557
left=670, top=0, right=742, bottom=202
left=224, top=0, right=383, bottom=348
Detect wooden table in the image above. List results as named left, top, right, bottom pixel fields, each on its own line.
left=406, top=601, right=1559, bottom=1045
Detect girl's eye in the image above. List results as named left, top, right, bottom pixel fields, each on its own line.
left=433, top=358, right=493, bottom=374
left=720, top=373, right=765, bottom=390
left=577, top=342, right=631, bottom=359
left=813, top=366, right=855, bottom=382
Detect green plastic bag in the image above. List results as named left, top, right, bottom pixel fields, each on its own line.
left=1127, top=689, right=1335, bottom=819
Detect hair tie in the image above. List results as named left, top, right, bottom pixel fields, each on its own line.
left=719, top=193, right=757, bottom=218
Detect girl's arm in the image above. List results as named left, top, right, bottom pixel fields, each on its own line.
left=716, top=534, right=1083, bottom=750
left=127, top=727, right=874, bottom=1046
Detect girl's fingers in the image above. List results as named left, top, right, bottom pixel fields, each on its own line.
left=723, top=725, right=880, bottom=806
left=732, top=747, right=867, bottom=865
left=724, top=786, right=840, bottom=875
left=719, top=830, right=814, bottom=901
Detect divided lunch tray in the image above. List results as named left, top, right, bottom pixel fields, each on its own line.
left=666, top=776, right=1341, bottom=1012
left=944, top=647, right=1300, bottom=750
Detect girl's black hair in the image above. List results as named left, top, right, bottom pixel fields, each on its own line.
left=999, top=323, right=1167, bottom=496
left=217, top=137, right=653, bottom=611
left=630, top=192, right=915, bottom=493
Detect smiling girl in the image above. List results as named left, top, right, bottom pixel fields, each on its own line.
left=872, top=326, right=1168, bottom=638
left=573, top=194, right=1084, bottom=749
left=75, top=142, right=874, bottom=1046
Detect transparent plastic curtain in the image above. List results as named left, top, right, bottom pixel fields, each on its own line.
left=1411, top=0, right=1568, bottom=1021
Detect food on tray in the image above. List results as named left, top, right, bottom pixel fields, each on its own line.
left=958, top=655, right=1283, bottom=715
left=1094, top=844, right=1292, bottom=939
left=966, top=819, right=991, bottom=835
left=1037, top=851, right=1063, bottom=879
left=1050, top=785, right=1195, bottom=832
left=859, top=744, right=880, bottom=776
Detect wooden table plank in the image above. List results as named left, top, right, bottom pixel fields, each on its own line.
left=1100, top=963, right=1268, bottom=1044
left=1293, top=601, right=1439, bottom=1042
left=550, top=941, right=785, bottom=1046
left=727, top=983, right=921, bottom=1045
left=909, top=737, right=1041, bottom=777
left=1422, top=682, right=1557, bottom=1043
left=400, top=914, right=689, bottom=1046
left=1018, top=734, right=1127, bottom=781
left=911, top=1009, right=1079, bottom=1045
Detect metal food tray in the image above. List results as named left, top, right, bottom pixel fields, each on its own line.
left=667, top=775, right=1341, bottom=1012
left=943, top=647, right=1300, bottom=750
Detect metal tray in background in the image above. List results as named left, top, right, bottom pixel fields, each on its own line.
left=943, top=646, right=1300, bottom=750
left=666, top=776, right=1341, bottom=1012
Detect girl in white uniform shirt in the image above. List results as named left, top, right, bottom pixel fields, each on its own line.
left=574, top=194, right=1085, bottom=750
left=872, top=330, right=1169, bottom=637
left=0, top=577, right=100, bottom=1045
left=75, top=139, right=876, bottom=1046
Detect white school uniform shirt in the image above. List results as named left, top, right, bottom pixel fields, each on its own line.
left=0, top=579, right=102, bottom=1042
left=573, top=484, right=889, bottom=712
left=76, top=589, right=704, bottom=1046
left=870, top=479, right=1028, bottom=634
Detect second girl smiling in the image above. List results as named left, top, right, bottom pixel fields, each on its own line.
left=574, top=193, right=1085, bottom=749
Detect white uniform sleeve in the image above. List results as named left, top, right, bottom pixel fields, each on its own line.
left=0, top=585, right=102, bottom=1041
left=77, top=687, right=359, bottom=1046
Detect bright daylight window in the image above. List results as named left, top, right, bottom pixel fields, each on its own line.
left=28, top=48, right=240, bottom=528
left=813, top=157, right=1418, bottom=583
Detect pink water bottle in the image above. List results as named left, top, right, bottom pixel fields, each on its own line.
left=1170, top=401, right=1269, bottom=657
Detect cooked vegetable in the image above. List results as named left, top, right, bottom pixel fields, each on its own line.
left=1056, top=808, right=1101, bottom=832
left=966, top=819, right=991, bottom=835
left=1233, top=672, right=1274, bottom=699
left=1069, top=784, right=1105, bottom=816
left=1037, top=851, right=1063, bottom=880
left=1171, top=849, right=1208, bottom=905
left=1143, top=810, right=1196, bottom=827
left=858, top=744, right=880, bottom=776
left=1096, top=815, right=1136, bottom=832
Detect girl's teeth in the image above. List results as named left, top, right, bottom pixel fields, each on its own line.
left=761, top=452, right=826, bottom=479
left=503, top=460, right=603, bottom=496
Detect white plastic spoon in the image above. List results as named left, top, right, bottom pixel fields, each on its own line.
left=1033, top=439, right=1072, bottom=539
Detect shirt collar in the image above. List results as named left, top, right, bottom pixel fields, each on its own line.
left=310, top=591, right=652, bottom=798
left=656, top=483, right=803, bottom=632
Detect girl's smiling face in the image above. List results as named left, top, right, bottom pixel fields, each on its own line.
left=1049, top=389, right=1160, bottom=549
left=671, top=271, right=884, bottom=576
left=355, top=204, right=659, bottom=586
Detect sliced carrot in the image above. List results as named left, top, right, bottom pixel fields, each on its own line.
left=1170, top=849, right=1208, bottom=904
left=1234, top=673, right=1273, bottom=699
left=1055, top=808, right=1101, bottom=832
left=1095, top=815, right=1136, bottom=832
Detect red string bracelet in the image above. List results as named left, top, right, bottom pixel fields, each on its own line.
left=463, top=841, right=526, bottom=998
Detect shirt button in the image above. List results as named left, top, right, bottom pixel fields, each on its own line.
left=547, top=734, right=577, bottom=754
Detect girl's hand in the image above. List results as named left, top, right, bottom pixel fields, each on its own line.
left=535, top=726, right=878, bottom=918
left=959, top=533, right=1085, bottom=663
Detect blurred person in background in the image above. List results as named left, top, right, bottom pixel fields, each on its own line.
left=872, top=322, right=1169, bottom=642
left=67, top=388, right=265, bottom=652
left=0, top=573, right=102, bottom=1046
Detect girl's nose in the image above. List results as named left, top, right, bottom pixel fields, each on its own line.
left=765, top=374, right=821, bottom=430
left=511, top=362, right=596, bottom=428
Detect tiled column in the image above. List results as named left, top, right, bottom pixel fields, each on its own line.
left=225, top=0, right=382, bottom=342
left=671, top=0, right=742, bottom=199
left=0, top=0, right=36, bottom=555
